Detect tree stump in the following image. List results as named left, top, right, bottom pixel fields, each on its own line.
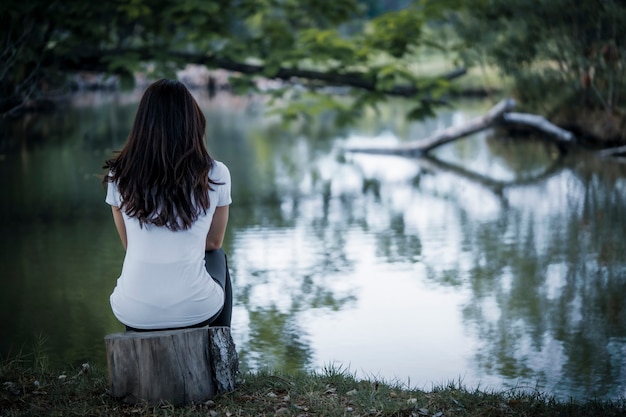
left=207, top=327, right=238, bottom=394
left=104, top=326, right=238, bottom=406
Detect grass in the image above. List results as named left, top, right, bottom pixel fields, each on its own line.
left=1, top=355, right=625, bottom=417
left=408, top=50, right=510, bottom=95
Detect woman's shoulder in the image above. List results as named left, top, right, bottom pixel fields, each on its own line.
left=209, top=160, right=231, bottom=181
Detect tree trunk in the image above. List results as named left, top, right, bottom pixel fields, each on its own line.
left=104, top=326, right=237, bottom=406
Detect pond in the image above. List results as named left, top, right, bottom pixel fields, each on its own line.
left=0, top=90, right=624, bottom=401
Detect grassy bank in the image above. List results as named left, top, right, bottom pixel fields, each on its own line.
left=1, top=357, right=625, bottom=417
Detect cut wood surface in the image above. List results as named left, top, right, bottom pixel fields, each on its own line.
left=104, top=326, right=238, bottom=406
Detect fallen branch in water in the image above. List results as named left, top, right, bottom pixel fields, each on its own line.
left=595, top=145, right=626, bottom=158
left=344, top=98, right=582, bottom=156
left=344, top=98, right=516, bottom=156
left=502, top=112, right=575, bottom=144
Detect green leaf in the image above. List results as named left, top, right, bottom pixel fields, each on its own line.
left=407, top=104, right=436, bottom=120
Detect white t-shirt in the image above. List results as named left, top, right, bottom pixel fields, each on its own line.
left=105, top=160, right=232, bottom=329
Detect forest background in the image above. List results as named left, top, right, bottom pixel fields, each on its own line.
left=2, top=0, right=625, bottom=145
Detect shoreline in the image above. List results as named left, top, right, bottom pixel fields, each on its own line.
left=2, top=360, right=625, bottom=416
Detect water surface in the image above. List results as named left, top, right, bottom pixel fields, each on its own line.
left=0, top=91, right=624, bottom=401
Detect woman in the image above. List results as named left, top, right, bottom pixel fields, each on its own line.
left=102, top=79, right=232, bottom=331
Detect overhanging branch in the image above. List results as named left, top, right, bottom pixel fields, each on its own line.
left=53, top=48, right=467, bottom=97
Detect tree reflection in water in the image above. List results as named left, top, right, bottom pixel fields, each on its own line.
left=416, top=138, right=626, bottom=399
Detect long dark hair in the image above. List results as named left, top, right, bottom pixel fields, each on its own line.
left=103, top=79, right=219, bottom=231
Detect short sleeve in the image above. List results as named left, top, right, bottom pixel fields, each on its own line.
left=212, top=161, right=232, bottom=207
left=105, top=176, right=122, bottom=207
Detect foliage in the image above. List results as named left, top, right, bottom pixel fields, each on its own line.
left=8, top=0, right=625, bottom=138
left=1, top=0, right=466, bottom=122
left=453, top=0, right=626, bottom=118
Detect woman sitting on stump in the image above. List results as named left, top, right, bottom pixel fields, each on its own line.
left=102, top=79, right=232, bottom=331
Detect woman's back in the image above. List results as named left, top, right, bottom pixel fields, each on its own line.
left=107, top=160, right=231, bottom=329
left=103, top=79, right=233, bottom=330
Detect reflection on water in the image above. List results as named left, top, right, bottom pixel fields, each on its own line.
left=0, top=91, right=624, bottom=401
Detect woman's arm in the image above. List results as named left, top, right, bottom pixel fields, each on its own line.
left=111, top=206, right=127, bottom=250
left=206, top=205, right=229, bottom=251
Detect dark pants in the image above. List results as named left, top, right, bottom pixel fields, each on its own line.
left=202, top=248, right=233, bottom=327
left=125, top=248, right=233, bottom=331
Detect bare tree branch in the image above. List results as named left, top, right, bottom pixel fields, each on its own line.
left=345, top=98, right=516, bottom=156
